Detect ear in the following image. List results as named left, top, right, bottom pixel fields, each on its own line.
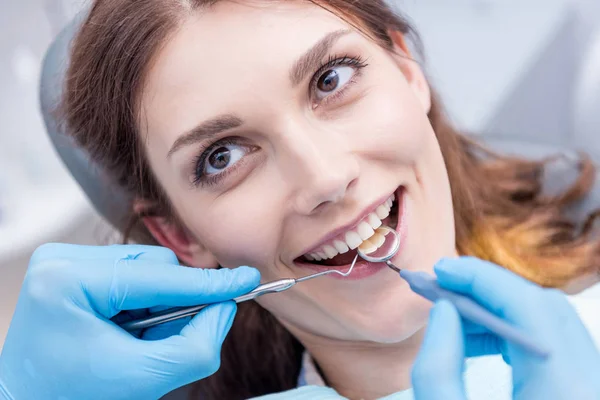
left=388, top=31, right=431, bottom=113
left=134, top=199, right=219, bottom=269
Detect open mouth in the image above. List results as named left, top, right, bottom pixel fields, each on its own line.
left=295, top=187, right=402, bottom=268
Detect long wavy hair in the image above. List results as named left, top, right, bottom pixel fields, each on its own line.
left=61, top=0, right=600, bottom=398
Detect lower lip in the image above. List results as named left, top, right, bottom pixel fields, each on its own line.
left=294, top=187, right=407, bottom=280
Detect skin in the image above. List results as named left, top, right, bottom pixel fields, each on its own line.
left=139, top=1, right=458, bottom=398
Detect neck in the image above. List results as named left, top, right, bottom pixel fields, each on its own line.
left=298, top=329, right=425, bottom=399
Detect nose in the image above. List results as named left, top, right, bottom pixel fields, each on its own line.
left=278, top=121, right=360, bottom=215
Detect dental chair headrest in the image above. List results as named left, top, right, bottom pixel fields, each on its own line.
left=40, top=13, right=130, bottom=230
left=40, top=19, right=600, bottom=231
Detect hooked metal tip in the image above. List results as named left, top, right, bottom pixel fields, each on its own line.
left=340, top=254, right=359, bottom=277
left=295, top=254, right=359, bottom=283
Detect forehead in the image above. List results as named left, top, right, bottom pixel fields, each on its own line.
left=140, top=1, right=360, bottom=139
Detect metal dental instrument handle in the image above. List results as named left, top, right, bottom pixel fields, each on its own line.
left=119, top=279, right=295, bottom=332
left=357, top=227, right=551, bottom=359
left=119, top=255, right=359, bottom=332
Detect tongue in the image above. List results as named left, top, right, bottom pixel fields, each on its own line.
left=319, top=249, right=359, bottom=266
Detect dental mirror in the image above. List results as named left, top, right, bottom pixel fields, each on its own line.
left=356, top=226, right=401, bottom=271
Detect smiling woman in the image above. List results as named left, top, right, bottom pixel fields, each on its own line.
left=60, top=0, right=600, bottom=399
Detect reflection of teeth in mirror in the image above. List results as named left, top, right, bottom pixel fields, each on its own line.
left=358, top=231, right=388, bottom=255
left=376, top=226, right=392, bottom=236
left=358, top=239, right=377, bottom=254
left=370, top=232, right=386, bottom=247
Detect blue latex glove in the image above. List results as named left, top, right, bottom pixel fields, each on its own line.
left=0, top=243, right=260, bottom=400
left=411, top=257, right=600, bottom=400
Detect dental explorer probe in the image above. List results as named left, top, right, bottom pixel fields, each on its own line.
left=356, top=226, right=551, bottom=359
left=119, top=255, right=359, bottom=332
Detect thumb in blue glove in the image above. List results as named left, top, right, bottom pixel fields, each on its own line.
left=0, top=243, right=261, bottom=400
left=411, top=257, right=600, bottom=400
left=412, top=300, right=467, bottom=400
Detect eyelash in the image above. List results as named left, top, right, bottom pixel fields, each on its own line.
left=310, top=54, right=368, bottom=108
left=192, top=54, right=368, bottom=187
left=191, top=138, right=253, bottom=187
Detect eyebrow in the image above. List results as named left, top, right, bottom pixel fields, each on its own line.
left=289, top=29, right=352, bottom=86
left=167, top=114, right=243, bottom=158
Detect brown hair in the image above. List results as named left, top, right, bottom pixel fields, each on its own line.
left=62, top=0, right=600, bottom=398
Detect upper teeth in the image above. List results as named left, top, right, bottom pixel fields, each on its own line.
left=305, top=193, right=395, bottom=261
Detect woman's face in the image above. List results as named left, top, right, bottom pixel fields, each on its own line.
left=140, top=1, right=456, bottom=344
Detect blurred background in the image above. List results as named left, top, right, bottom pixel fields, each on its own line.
left=1, top=0, right=600, bottom=348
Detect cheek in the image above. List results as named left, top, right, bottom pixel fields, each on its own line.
left=184, top=192, right=287, bottom=278
left=345, top=80, right=433, bottom=164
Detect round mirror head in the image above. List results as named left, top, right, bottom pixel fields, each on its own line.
left=356, top=226, right=400, bottom=263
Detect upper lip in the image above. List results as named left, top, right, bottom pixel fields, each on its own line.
left=298, top=191, right=396, bottom=257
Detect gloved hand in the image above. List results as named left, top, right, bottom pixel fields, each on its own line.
left=411, top=257, right=600, bottom=400
left=0, top=243, right=260, bottom=400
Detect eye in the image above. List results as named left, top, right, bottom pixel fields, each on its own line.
left=202, top=143, right=246, bottom=175
left=192, top=138, right=259, bottom=188
left=314, top=65, right=355, bottom=101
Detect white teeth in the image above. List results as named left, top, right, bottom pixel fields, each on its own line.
left=345, top=231, right=363, bottom=250
left=323, top=245, right=338, bottom=258
left=303, top=194, right=398, bottom=262
left=367, top=212, right=382, bottom=229
left=391, top=193, right=396, bottom=202
left=357, top=221, right=375, bottom=240
left=376, top=205, right=390, bottom=219
left=333, top=240, right=350, bottom=254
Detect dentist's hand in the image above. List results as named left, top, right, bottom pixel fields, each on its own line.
left=411, top=257, right=600, bottom=400
left=0, top=244, right=260, bottom=400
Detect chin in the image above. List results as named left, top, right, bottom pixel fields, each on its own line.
left=349, top=284, right=433, bottom=344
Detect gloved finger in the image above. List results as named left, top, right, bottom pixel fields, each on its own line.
left=434, top=257, right=540, bottom=320
left=107, top=250, right=179, bottom=335
left=412, top=300, right=467, bottom=400
left=145, top=302, right=238, bottom=387
left=30, top=243, right=177, bottom=263
left=124, top=247, right=179, bottom=263
left=105, top=261, right=260, bottom=313
left=464, top=333, right=503, bottom=358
